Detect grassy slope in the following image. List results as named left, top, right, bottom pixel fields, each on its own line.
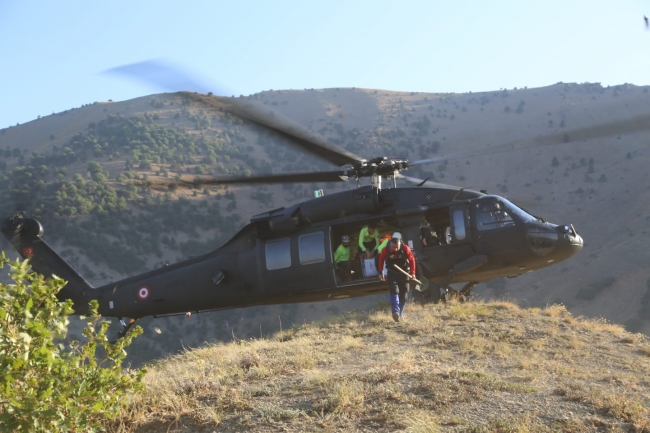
left=109, top=300, right=650, bottom=433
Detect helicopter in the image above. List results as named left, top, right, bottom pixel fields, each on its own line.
left=8, top=88, right=649, bottom=338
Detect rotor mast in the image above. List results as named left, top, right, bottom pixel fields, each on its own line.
left=372, top=172, right=382, bottom=189
left=370, top=171, right=398, bottom=189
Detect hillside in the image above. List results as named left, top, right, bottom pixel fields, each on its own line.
left=1, top=82, right=650, bottom=364
left=107, top=301, right=650, bottom=432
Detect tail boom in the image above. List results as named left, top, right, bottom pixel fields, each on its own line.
left=2, top=212, right=94, bottom=315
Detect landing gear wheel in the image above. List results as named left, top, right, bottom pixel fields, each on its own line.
left=458, top=281, right=478, bottom=303
left=413, top=287, right=437, bottom=304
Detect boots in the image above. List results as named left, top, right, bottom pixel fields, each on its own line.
left=398, top=300, right=406, bottom=321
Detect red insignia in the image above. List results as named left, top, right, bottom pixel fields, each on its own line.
left=23, top=247, right=34, bottom=257
left=137, top=286, right=150, bottom=300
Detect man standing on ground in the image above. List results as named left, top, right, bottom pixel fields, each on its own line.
left=378, top=232, right=416, bottom=322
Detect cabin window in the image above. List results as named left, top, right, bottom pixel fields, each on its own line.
left=299, top=232, right=325, bottom=265
left=452, top=209, right=466, bottom=240
left=265, top=238, right=291, bottom=270
left=476, top=200, right=515, bottom=231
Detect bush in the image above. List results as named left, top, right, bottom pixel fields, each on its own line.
left=0, top=253, right=144, bottom=432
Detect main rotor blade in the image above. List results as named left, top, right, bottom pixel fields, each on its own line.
left=396, top=174, right=468, bottom=190
left=180, top=92, right=364, bottom=167
left=169, top=170, right=349, bottom=187
left=410, top=113, right=650, bottom=166
left=104, top=59, right=216, bottom=94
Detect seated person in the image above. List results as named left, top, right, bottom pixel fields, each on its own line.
left=334, top=235, right=356, bottom=280
left=358, top=222, right=380, bottom=259
left=420, top=218, right=440, bottom=247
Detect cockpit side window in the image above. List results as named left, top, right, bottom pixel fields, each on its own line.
left=476, top=200, right=515, bottom=231
left=452, top=209, right=466, bottom=240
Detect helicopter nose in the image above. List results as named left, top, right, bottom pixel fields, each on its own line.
left=526, top=222, right=583, bottom=261
left=555, top=224, right=583, bottom=260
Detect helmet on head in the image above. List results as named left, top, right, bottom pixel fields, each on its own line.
left=392, top=232, right=402, bottom=240
left=341, top=235, right=350, bottom=243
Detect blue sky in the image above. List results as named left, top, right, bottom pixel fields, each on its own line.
left=1, top=1, right=649, bottom=129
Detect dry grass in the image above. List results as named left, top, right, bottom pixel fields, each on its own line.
left=568, top=338, right=585, bottom=351
left=404, top=409, right=440, bottom=433
left=542, top=303, right=571, bottom=318
left=555, top=384, right=649, bottom=430
left=465, top=413, right=554, bottom=433
left=577, top=317, right=627, bottom=335
left=107, top=300, right=650, bottom=432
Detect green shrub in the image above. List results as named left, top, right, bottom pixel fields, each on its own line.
left=0, top=253, right=144, bottom=432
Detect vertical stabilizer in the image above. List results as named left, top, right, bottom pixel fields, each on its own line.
left=2, top=212, right=93, bottom=314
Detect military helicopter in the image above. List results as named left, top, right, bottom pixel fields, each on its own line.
left=6, top=89, right=647, bottom=338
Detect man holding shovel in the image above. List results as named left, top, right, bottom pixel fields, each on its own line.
left=378, top=232, right=417, bottom=322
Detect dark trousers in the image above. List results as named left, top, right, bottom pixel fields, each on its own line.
left=336, top=260, right=354, bottom=280
left=387, top=274, right=409, bottom=303
left=363, top=240, right=377, bottom=255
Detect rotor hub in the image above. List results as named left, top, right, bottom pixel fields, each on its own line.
left=347, top=157, right=410, bottom=180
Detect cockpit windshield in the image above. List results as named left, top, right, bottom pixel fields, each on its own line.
left=499, top=198, right=539, bottom=222
left=475, top=196, right=539, bottom=231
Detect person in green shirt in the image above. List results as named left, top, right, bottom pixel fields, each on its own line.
left=358, top=222, right=379, bottom=259
left=335, top=235, right=355, bottom=280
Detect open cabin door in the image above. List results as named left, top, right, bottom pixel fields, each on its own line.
left=417, top=204, right=475, bottom=279
left=330, top=220, right=401, bottom=288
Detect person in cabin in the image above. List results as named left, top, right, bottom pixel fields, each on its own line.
left=334, top=235, right=355, bottom=280
left=420, top=218, right=440, bottom=247
left=358, top=222, right=379, bottom=260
